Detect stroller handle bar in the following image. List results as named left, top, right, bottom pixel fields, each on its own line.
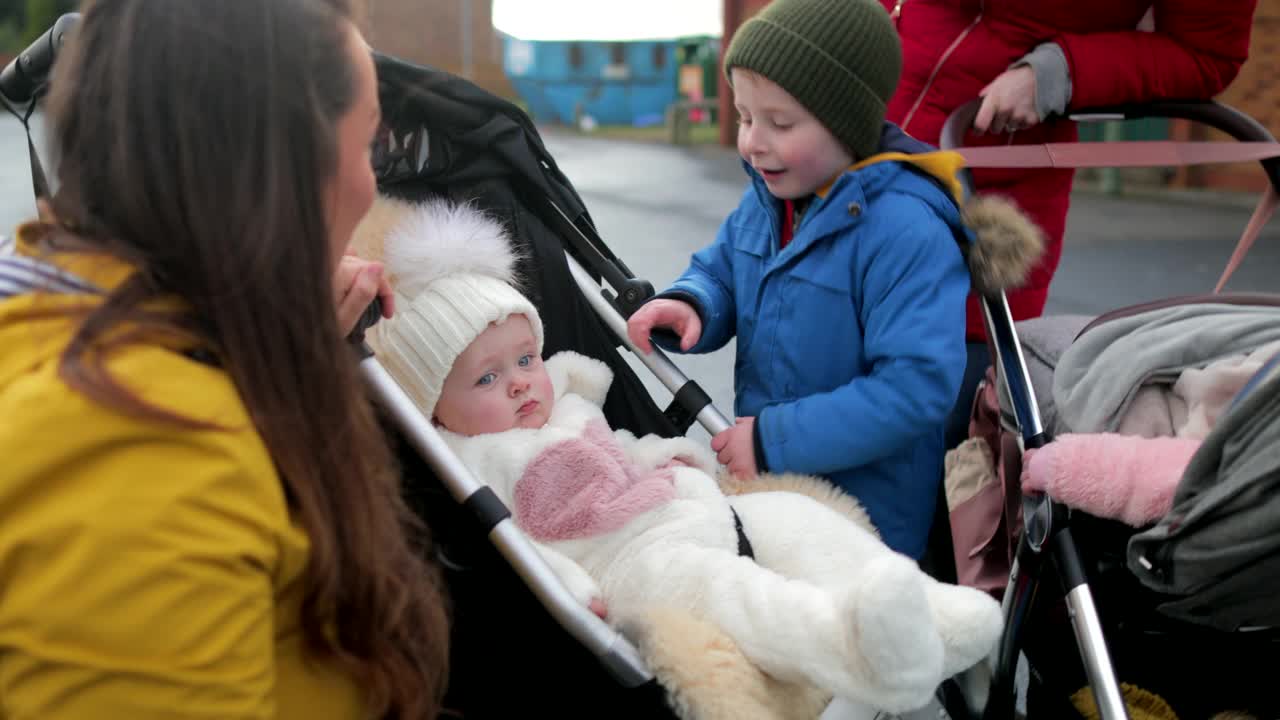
left=941, top=98, right=1280, bottom=194
left=0, top=13, right=79, bottom=105
left=564, top=250, right=735, bottom=436
left=540, top=196, right=733, bottom=437
left=358, top=357, right=655, bottom=688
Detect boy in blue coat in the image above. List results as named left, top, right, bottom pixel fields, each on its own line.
left=628, top=0, right=976, bottom=559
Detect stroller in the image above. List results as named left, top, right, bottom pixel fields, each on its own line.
left=936, top=101, right=1280, bottom=719
left=3, top=13, right=1274, bottom=719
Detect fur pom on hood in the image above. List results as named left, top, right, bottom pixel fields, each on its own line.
left=962, top=194, right=1046, bottom=296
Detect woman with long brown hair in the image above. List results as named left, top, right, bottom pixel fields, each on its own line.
left=0, top=0, right=448, bottom=717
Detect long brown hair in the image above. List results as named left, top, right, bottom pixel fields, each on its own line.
left=44, top=0, right=448, bottom=716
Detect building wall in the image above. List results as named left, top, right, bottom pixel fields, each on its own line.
left=505, top=39, right=680, bottom=126
left=1186, top=0, right=1280, bottom=192
left=718, top=0, right=771, bottom=146
left=367, top=0, right=514, bottom=98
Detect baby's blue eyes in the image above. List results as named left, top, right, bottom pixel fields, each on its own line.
left=476, top=356, right=532, bottom=386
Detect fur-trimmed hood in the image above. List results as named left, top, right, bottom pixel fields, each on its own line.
left=961, top=192, right=1045, bottom=296
left=862, top=122, right=1046, bottom=297
left=544, top=350, right=614, bottom=406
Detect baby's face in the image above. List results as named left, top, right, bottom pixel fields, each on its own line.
left=435, top=315, right=554, bottom=436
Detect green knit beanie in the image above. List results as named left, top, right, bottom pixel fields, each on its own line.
left=724, top=0, right=901, bottom=160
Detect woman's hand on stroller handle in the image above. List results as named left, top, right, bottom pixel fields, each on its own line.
left=626, top=299, right=702, bottom=354
left=334, top=252, right=395, bottom=335
left=974, top=65, right=1040, bottom=135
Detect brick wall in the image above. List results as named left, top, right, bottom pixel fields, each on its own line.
left=718, top=0, right=771, bottom=146
left=1187, top=0, right=1280, bottom=192
left=366, top=0, right=514, bottom=98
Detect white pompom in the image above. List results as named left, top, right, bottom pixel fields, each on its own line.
left=383, top=198, right=520, bottom=299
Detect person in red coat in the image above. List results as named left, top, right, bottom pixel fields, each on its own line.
left=880, top=0, right=1259, bottom=444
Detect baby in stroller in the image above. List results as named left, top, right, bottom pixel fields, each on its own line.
left=366, top=197, right=1004, bottom=714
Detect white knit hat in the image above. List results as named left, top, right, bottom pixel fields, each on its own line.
left=371, top=198, right=543, bottom=419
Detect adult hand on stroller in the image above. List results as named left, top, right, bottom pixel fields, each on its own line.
left=974, top=65, right=1039, bottom=135
left=711, top=417, right=757, bottom=479
left=334, top=251, right=395, bottom=334
left=626, top=299, right=702, bottom=354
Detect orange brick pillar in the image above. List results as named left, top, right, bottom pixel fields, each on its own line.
left=1193, top=0, right=1280, bottom=192
left=718, top=0, right=772, bottom=147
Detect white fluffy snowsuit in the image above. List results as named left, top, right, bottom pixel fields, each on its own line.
left=441, top=349, right=1002, bottom=712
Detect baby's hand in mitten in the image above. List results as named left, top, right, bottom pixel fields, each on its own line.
left=556, top=565, right=603, bottom=612
left=589, top=597, right=609, bottom=620
left=533, top=541, right=604, bottom=612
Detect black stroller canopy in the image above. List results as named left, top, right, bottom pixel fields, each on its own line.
left=373, top=52, right=584, bottom=218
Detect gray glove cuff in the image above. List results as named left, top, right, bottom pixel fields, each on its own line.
left=1013, top=42, right=1072, bottom=120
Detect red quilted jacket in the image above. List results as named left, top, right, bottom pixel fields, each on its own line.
left=879, top=0, right=1256, bottom=339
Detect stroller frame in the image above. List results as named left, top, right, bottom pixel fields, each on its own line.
left=939, top=98, right=1280, bottom=720
left=7, top=15, right=1279, bottom=717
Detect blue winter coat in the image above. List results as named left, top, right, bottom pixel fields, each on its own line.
left=658, top=130, right=971, bottom=558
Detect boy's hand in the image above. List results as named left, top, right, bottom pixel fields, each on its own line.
left=711, top=417, right=758, bottom=479
left=334, top=251, right=396, bottom=334
left=626, top=299, right=702, bottom=354
left=974, top=65, right=1039, bottom=135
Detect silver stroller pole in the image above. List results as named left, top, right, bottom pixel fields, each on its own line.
left=942, top=98, right=1126, bottom=720
left=981, top=293, right=1128, bottom=720
left=359, top=356, right=653, bottom=688
left=1057, top=539, right=1129, bottom=720
left=563, top=250, right=734, bottom=437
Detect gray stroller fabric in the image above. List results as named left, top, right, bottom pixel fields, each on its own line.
left=1127, top=358, right=1280, bottom=631
left=1053, top=304, right=1280, bottom=433
left=994, top=314, right=1094, bottom=435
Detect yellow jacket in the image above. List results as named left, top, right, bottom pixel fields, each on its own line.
left=0, top=233, right=366, bottom=719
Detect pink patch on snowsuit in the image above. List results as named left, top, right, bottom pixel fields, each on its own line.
left=514, top=420, right=676, bottom=541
